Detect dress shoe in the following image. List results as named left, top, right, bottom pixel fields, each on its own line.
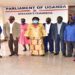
left=54, top=53, right=59, bottom=55
left=73, top=55, right=75, bottom=57
left=31, top=54, right=35, bottom=56
left=41, top=54, right=45, bottom=56
left=9, top=54, right=14, bottom=56
left=15, top=54, right=19, bottom=56
left=65, top=55, right=72, bottom=57
left=73, top=59, right=75, bottom=61
left=0, top=55, right=2, bottom=58
left=50, top=52, right=54, bottom=54
left=23, top=49, right=27, bottom=51
left=63, top=53, right=66, bottom=57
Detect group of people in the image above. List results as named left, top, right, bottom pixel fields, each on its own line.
left=0, top=15, right=75, bottom=61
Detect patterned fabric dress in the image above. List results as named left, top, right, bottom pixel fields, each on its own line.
left=25, top=23, right=46, bottom=56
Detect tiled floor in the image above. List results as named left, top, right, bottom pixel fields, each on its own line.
left=0, top=42, right=75, bottom=75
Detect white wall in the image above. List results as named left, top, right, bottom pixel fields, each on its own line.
left=4, top=11, right=68, bottom=24
left=3, top=5, right=68, bottom=24
left=0, top=5, right=68, bottom=39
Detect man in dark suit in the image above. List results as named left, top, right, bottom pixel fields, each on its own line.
left=43, top=17, right=54, bottom=53
left=0, top=26, right=2, bottom=58
left=54, top=16, right=66, bottom=56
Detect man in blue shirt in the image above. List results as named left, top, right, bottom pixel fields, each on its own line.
left=64, top=16, right=75, bottom=57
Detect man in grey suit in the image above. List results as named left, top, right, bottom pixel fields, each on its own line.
left=53, top=16, right=66, bottom=56
left=3, top=16, right=20, bottom=56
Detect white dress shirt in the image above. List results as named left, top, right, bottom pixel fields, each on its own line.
left=45, top=23, right=51, bottom=36
left=9, top=22, right=14, bottom=34
left=57, top=23, right=62, bottom=34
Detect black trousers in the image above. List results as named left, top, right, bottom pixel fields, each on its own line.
left=67, top=42, right=75, bottom=56
left=44, top=36, right=54, bottom=53
left=8, top=34, right=18, bottom=55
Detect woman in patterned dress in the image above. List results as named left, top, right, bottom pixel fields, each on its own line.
left=25, top=17, right=46, bottom=56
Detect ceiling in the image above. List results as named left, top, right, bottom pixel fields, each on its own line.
left=0, top=0, right=75, bottom=7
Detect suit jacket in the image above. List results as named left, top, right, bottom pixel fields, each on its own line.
left=43, top=23, right=54, bottom=39
left=53, top=22, right=66, bottom=40
left=0, top=26, right=2, bottom=34
left=3, top=22, right=20, bottom=40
